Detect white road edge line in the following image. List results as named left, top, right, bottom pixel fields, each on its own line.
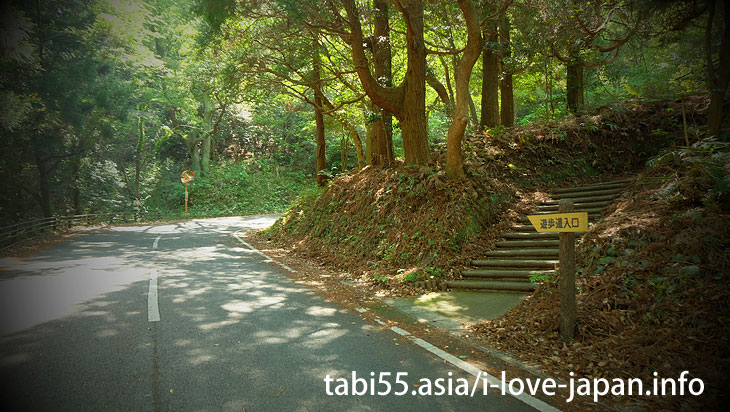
left=148, top=269, right=160, bottom=322
left=153, top=235, right=161, bottom=249
left=231, top=232, right=297, bottom=273
left=391, top=327, right=561, bottom=412
left=233, top=231, right=557, bottom=411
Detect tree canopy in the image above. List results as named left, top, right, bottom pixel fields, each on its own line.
left=0, top=0, right=726, bottom=224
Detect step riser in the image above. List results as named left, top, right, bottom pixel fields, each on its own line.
left=551, top=183, right=626, bottom=194
left=553, top=178, right=631, bottom=190
left=551, top=188, right=623, bottom=199
left=484, top=249, right=559, bottom=257
left=538, top=201, right=611, bottom=211
left=462, top=270, right=554, bottom=279
left=502, top=233, right=560, bottom=239
left=510, top=225, right=539, bottom=232
left=495, top=240, right=560, bottom=247
left=463, top=275, right=532, bottom=281
left=447, top=280, right=536, bottom=292
left=529, top=207, right=605, bottom=215
left=471, top=260, right=558, bottom=268
left=455, top=178, right=631, bottom=294
left=541, top=194, right=617, bottom=205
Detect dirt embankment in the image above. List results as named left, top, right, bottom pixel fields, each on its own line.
left=471, top=137, right=730, bottom=411
left=260, top=97, right=727, bottom=409
left=262, top=99, right=703, bottom=292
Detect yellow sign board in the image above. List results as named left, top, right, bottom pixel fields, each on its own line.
left=527, top=212, right=589, bottom=233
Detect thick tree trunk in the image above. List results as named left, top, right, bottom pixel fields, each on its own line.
left=366, top=104, right=391, bottom=166
left=344, top=123, right=366, bottom=169
left=321, top=94, right=366, bottom=169
left=313, top=36, right=327, bottom=187
left=566, top=53, right=585, bottom=114
left=400, top=1, right=429, bottom=165
left=314, top=105, right=326, bottom=186
left=480, top=25, right=500, bottom=129
left=373, top=0, right=394, bottom=162
left=499, top=15, right=515, bottom=127
left=190, top=141, right=201, bottom=175
left=343, top=0, right=429, bottom=166
left=445, top=0, right=483, bottom=179
left=366, top=107, right=391, bottom=167
left=200, top=135, right=211, bottom=177
left=468, top=94, right=478, bottom=129
left=500, top=74, right=515, bottom=127
left=707, top=0, right=730, bottom=136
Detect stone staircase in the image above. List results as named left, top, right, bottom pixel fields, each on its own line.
left=447, top=178, right=632, bottom=292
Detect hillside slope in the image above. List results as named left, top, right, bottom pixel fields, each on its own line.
left=471, top=137, right=730, bottom=410
left=263, top=99, right=704, bottom=290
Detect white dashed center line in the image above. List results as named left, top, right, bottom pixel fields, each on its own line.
left=148, top=269, right=160, bottom=322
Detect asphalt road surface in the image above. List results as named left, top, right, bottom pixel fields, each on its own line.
left=0, top=216, right=549, bottom=411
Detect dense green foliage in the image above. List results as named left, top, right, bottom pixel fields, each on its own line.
left=0, top=0, right=726, bottom=226
left=147, top=159, right=314, bottom=218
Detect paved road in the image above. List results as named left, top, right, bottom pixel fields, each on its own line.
left=0, top=216, right=544, bottom=411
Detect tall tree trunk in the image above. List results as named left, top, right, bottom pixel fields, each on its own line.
left=321, top=94, right=366, bottom=169
left=190, top=141, right=201, bottom=175
left=200, top=135, right=211, bottom=177
left=398, top=1, right=429, bottom=165
left=343, top=0, right=429, bottom=166
left=341, top=133, right=348, bottom=172
left=707, top=0, right=730, bottom=136
left=499, top=15, right=515, bottom=127
left=445, top=0, right=483, bottom=179
left=373, top=0, right=394, bottom=163
left=343, top=121, right=366, bottom=169
left=566, top=51, right=585, bottom=114
left=366, top=103, right=391, bottom=166
left=480, top=25, right=500, bottom=129
left=313, top=35, right=327, bottom=187
left=468, top=94, right=478, bottom=129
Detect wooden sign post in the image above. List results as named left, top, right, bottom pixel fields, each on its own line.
left=527, top=201, right=586, bottom=340
left=180, top=170, right=196, bottom=214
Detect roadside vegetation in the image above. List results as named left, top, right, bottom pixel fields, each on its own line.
left=1, top=1, right=728, bottom=409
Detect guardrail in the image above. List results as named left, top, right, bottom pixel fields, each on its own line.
left=0, top=212, right=163, bottom=251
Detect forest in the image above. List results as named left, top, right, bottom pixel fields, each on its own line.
left=0, top=0, right=726, bottom=225
left=2, top=1, right=729, bottom=410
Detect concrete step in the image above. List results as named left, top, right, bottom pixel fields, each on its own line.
left=484, top=249, right=559, bottom=258
left=528, top=207, right=605, bottom=215
left=447, top=280, right=537, bottom=292
left=551, top=182, right=626, bottom=194
left=471, top=259, right=558, bottom=268
left=537, top=200, right=612, bottom=211
left=551, top=187, right=623, bottom=199
left=462, top=269, right=553, bottom=279
left=509, top=224, right=538, bottom=232
left=495, top=240, right=560, bottom=248
left=501, top=232, right=560, bottom=239
left=541, top=194, right=618, bottom=205
left=574, top=178, right=632, bottom=187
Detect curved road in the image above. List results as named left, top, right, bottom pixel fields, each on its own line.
left=0, top=216, right=547, bottom=411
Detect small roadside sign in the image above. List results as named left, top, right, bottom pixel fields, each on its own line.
left=527, top=212, right=589, bottom=233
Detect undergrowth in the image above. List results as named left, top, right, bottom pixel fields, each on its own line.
left=147, top=159, right=314, bottom=218
left=471, top=136, right=730, bottom=410
left=262, top=99, right=696, bottom=288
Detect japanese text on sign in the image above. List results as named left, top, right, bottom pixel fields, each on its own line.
left=527, top=212, right=589, bottom=233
